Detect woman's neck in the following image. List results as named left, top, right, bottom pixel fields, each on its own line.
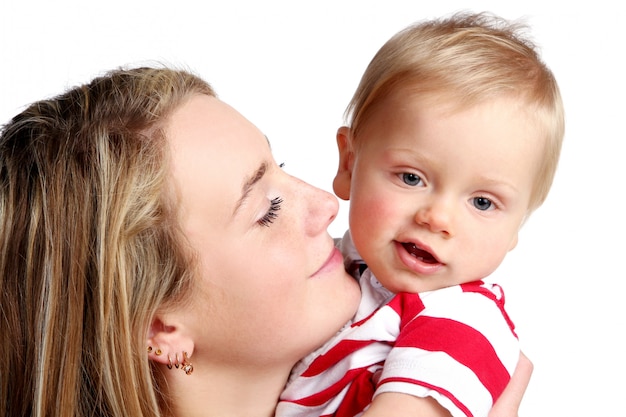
left=164, top=361, right=292, bottom=417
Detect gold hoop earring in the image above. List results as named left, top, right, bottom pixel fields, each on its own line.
left=167, top=355, right=173, bottom=369
left=175, top=353, right=180, bottom=369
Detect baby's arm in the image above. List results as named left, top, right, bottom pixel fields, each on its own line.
left=363, top=393, right=452, bottom=417
left=488, top=352, right=533, bottom=417
left=362, top=351, right=532, bottom=417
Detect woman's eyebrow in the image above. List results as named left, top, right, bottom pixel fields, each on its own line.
left=232, top=162, right=267, bottom=216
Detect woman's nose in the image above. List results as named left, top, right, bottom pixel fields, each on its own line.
left=303, top=183, right=339, bottom=236
left=414, top=198, right=453, bottom=237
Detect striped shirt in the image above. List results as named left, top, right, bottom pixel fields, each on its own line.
left=277, top=234, right=519, bottom=417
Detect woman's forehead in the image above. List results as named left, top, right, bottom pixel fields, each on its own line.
left=167, top=95, right=272, bottom=226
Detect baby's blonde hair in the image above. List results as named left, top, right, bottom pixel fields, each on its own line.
left=346, top=12, right=564, bottom=213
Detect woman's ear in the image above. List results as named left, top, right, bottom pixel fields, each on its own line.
left=146, top=314, right=194, bottom=367
left=333, top=126, right=355, bottom=201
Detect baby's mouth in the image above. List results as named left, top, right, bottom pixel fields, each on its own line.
left=402, top=242, right=439, bottom=264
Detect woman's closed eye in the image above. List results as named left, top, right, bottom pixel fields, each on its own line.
left=257, top=196, right=283, bottom=227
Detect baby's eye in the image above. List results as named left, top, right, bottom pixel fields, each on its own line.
left=473, top=196, right=494, bottom=211
left=401, top=172, right=423, bottom=187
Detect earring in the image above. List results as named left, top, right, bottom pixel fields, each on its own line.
left=167, top=354, right=173, bottom=370
left=181, top=351, right=194, bottom=375
left=147, top=346, right=162, bottom=355
left=175, top=353, right=180, bottom=369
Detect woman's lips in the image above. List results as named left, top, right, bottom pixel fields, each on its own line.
left=311, top=247, right=343, bottom=278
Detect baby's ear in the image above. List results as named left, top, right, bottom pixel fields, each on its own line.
left=333, top=126, right=355, bottom=201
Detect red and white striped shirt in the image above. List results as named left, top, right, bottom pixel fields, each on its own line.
left=277, top=235, right=519, bottom=417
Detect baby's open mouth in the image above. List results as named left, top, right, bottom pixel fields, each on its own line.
left=402, top=242, right=439, bottom=264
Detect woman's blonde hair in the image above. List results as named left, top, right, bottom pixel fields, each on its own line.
left=0, top=66, right=214, bottom=417
left=346, top=12, right=565, bottom=213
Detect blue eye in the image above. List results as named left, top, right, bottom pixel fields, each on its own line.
left=402, top=173, right=423, bottom=186
left=473, top=197, right=493, bottom=211
left=258, top=196, right=283, bottom=227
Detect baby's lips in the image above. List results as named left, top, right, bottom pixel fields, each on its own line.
left=401, top=242, right=440, bottom=264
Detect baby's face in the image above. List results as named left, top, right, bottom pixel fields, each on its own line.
left=343, top=92, right=543, bottom=293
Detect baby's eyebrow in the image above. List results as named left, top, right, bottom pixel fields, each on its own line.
left=477, top=175, right=519, bottom=194
left=232, top=162, right=267, bottom=217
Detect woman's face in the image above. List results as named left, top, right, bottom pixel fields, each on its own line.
left=167, top=95, right=360, bottom=369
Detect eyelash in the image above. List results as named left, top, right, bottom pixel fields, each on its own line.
left=257, top=196, right=283, bottom=227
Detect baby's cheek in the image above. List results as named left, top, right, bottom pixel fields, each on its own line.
left=354, top=190, right=399, bottom=221
left=349, top=192, right=398, bottom=242
left=349, top=195, right=379, bottom=227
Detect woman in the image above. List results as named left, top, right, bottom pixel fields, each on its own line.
left=0, top=66, right=530, bottom=416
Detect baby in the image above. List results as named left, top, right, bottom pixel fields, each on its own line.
left=278, top=12, right=564, bottom=417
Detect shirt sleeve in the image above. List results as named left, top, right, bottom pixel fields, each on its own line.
left=374, top=283, right=520, bottom=417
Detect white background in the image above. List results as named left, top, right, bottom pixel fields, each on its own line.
left=1, top=1, right=624, bottom=415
